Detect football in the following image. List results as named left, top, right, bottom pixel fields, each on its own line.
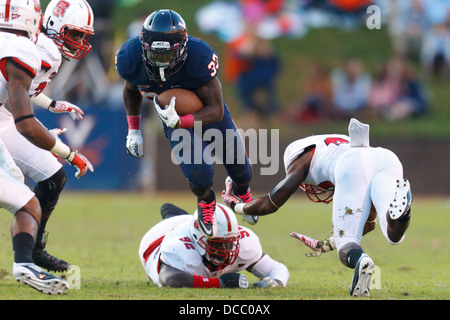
left=156, top=88, right=203, bottom=116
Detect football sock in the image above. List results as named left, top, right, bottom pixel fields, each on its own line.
left=232, top=183, right=250, bottom=196
left=346, top=248, right=364, bottom=269
left=12, top=233, right=35, bottom=263
left=200, top=189, right=215, bottom=203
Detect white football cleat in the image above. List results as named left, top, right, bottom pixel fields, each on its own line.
left=389, top=179, right=412, bottom=220
left=349, top=253, right=374, bottom=297
left=13, top=263, right=69, bottom=295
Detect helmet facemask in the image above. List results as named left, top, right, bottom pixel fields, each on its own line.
left=140, top=9, right=188, bottom=82
left=46, top=25, right=93, bottom=59
left=197, top=234, right=240, bottom=272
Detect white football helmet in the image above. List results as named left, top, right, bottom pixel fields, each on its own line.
left=0, top=0, right=42, bottom=43
left=190, top=203, right=240, bottom=271
left=43, top=0, right=94, bottom=59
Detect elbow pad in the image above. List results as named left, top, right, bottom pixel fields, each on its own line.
left=250, top=254, right=289, bottom=287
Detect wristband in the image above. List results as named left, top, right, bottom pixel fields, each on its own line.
left=178, top=114, right=194, bottom=128
left=50, top=138, right=71, bottom=159
left=127, top=115, right=141, bottom=130
left=192, top=275, right=221, bottom=288
left=234, top=203, right=245, bottom=215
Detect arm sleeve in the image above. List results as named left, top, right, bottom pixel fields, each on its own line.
left=249, top=253, right=290, bottom=287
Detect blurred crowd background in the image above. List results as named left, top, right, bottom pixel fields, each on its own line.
left=35, top=0, right=450, bottom=194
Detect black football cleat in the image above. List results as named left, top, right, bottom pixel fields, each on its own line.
left=197, top=195, right=217, bottom=239
left=32, top=233, right=70, bottom=273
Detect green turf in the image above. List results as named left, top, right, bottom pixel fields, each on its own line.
left=0, top=192, right=448, bottom=300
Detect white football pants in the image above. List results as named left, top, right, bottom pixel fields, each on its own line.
left=332, top=147, right=405, bottom=252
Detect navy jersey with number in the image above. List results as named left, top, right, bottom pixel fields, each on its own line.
left=115, top=35, right=220, bottom=99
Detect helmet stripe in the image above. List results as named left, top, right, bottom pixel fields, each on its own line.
left=217, top=204, right=231, bottom=232
left=4, top=0, right=11, bottom=22
left=80, top=0, right=92, bottom=25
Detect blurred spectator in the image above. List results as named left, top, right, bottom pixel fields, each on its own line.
left=284, top=63, right=332, bottom=123
left=368, top=57, right=429, bottom=120
left=420, top=21, right=450, bottom=79
left=226, top=29, right=281, bottom=122
left=367, top=61, right=401, bottom=118
left=387, top=0, right=430, bottom=59
left=330, top=58, right=371, bottom=119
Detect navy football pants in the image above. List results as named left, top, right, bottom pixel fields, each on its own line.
left=163, top=107, right=252, bottom=193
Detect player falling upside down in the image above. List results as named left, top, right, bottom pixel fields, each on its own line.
left=116, top=9, right=256, bottom=240
left=222, top=118, right=412, bottom=297
left=0, top=0, right=95, bottom=273
left=139, top=203, right=289, bottom=288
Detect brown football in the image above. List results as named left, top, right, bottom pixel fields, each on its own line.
left=156, top=88, right=203, bottom=116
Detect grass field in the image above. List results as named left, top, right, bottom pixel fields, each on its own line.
left=0, top=192, right=448, bottom=301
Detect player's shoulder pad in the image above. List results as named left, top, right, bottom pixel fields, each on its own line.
left=160, top=235, right=203, bottom=271
left=0, top=35, right=40, bottom=76
left=115, top=37, right=142, bottom=81
left=35, top=34, right=61, bottom=69
left=184, top=36, right=219, bottom=81
left=237, top=226, right=263, bottom=263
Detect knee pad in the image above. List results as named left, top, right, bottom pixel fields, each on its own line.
left=33, top=168, right=67, bottom=212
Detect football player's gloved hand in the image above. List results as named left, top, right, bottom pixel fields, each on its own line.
left=48, top=127, right=67, bottom=138
left=65, top=149, right=94, bottom=179
left=221, top=190, right=242, bottom=212
left=154, top=96, right=180, bottom=128
left=49, top=101, right=84, bottom=120
left=219, top=273, right=248, bottom=289
left=290, top=232, right=336, bottom=257
left=253, top=277, right=280, bottom=288
left=126, top=129, right=144, bottom=157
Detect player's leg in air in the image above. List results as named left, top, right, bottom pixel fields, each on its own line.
left=165, top=125, right=217, bottom=238
left=370, top=149, right=412, bottom=245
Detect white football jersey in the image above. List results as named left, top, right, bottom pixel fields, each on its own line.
left=140, top=215, right=263, bottom=287
left=30, top=34, right=61, bottom=98
left=0, top=32, right=40, bottom=105
left=283, top=134, right=351, bottom=188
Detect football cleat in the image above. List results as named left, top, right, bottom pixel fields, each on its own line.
left=389, top=179, right=412, bottom=220
left=197, top=195, right=217, bottom=239
left=33, top=233, right=70, bottom=272
left=13, top=263, right=69, bottom=295
left=225, top=176, right=258, bottom=225
left=349, top=253, right=374, bottom=297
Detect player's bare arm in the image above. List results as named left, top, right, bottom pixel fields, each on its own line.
left=158, top=262, right=194, bottom=288
left=5, top=59, right=57, bottom=151
left=242, top=149, right=313, bottom=216
left=123, top=80, right=142, bottom=116
left=193, top=77, right=224, bottom=125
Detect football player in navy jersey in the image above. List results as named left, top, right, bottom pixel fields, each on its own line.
left=115, top=9, right=256, bottom=239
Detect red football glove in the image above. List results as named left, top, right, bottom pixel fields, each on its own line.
left=65, top=150, right=94, bottom=178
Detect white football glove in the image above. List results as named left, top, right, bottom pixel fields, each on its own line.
left=290, top=232, right=336, bottom=257
left=253, top=277, right=280, bottom=288
left=154, top=96, right=180, bottom=128
left=48, top=127, right=67, bottom=138
left=49, top=101, right=84, bottom=120
left=126, top=129, right=144, bottom=157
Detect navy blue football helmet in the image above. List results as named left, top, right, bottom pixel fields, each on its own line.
left=140, top=9, right=188, bottom=82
